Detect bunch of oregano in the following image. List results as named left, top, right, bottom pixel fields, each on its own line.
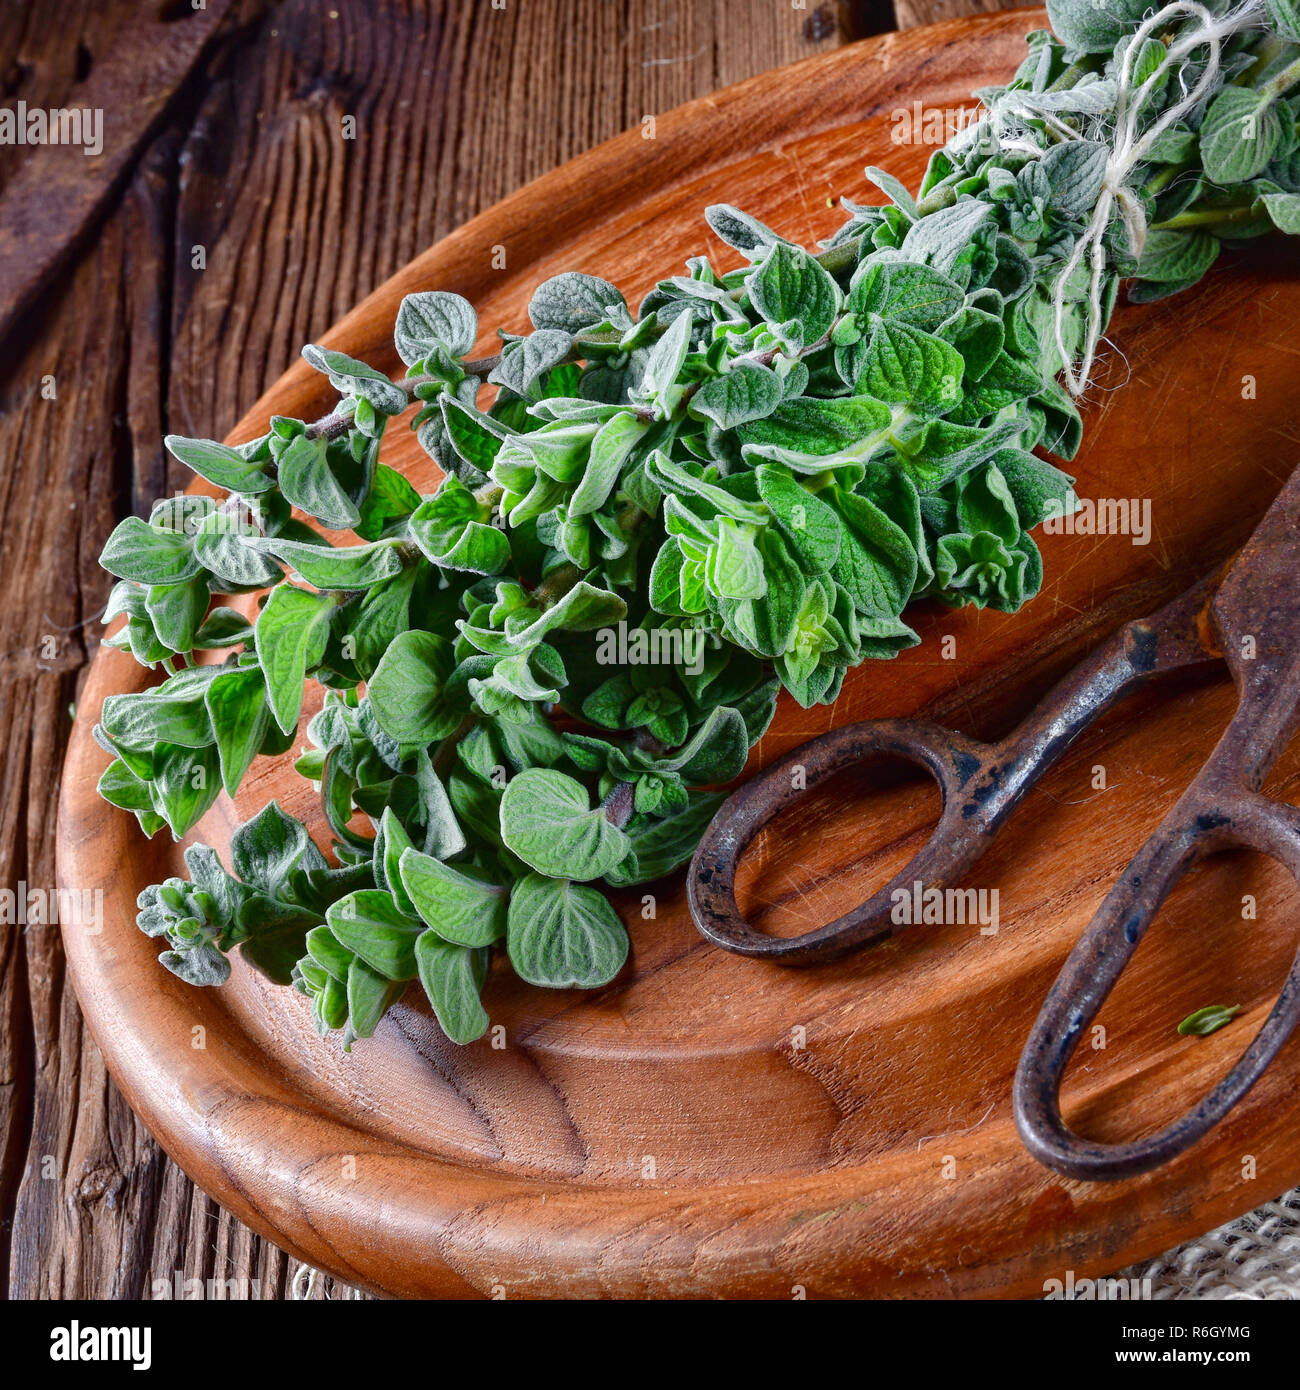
left=96, top=1, right=1300, bottom=1048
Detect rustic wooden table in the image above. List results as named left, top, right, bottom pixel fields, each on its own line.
left=0, top=0, right=1168, bottom=1301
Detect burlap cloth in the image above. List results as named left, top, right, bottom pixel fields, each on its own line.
left=1098, top=1187, right=1300, bottom=1299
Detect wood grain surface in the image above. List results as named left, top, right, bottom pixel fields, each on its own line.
left=54, top=9, right=1300, bottom=1299
left=2, top=0, right=962, bottom=1302
left=0, top=0, right=238, bottom=345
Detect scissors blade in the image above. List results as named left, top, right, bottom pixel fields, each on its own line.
left=1210, top=462, right=1300, bottom=654
left=1122, top=461, right=1300, bottom=684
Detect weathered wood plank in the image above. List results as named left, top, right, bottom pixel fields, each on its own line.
left=4, top=200, right=146, bottom=1300
left=0, top=1, right=239, bottom=346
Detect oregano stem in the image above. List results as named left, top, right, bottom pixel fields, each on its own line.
left=1262, top=53, right=1300, bottom=101
left=432, top=715, right=476, bottom=778
left=600, top=779, right=636, bottom=829
left=1151, top=200, right=1259, bottom=229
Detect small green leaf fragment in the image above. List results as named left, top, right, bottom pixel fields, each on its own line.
left=1177, top=1004, right=1241, bottom=1037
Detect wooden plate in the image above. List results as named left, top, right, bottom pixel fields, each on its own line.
left=58, top=9, right=1300, bottom=1299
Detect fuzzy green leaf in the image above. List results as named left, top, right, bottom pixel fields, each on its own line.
left=395, top=290, right=477, bottom=363
left=255, top=584, right=336, bottom=733
left=747, top=241, right=841, bottom=348
left=100, top=517, right=201, bottom=587
left=415, top=932, right=490, bottom=1042
left=1200, top=88, right=1282, bottom=185
left=499, top=769, right=630, bottom=882
left=366, top=630, right=459, bottom=744
left=165, top=435, right=274, bottom=493
left=505, top=873, right=628, bottom=988
left=327, top=889, right=424, bottom=981
left=398, top=848, right=508, bottom=947
left=278, top=434, right=361, bottom=531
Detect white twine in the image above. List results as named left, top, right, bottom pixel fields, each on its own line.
left=1005, top=0, right=1266, bottom=395
left=291, top=1261, right=320, bottom=1300
left=290, top=1260, right=365, bottom=1300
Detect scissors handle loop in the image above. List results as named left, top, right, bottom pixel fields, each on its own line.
left=1014, top=790, right=1300, bottom=1180
left=688, top=719, right=1003, bottom=963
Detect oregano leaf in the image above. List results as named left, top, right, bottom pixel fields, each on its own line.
left=398, top=848, right=508, bottom=947
left=255, top=584, right=336, bottom=733
left=165, top=434, right=275, bottom=494
left=278, top=433, right=361, bottom=531
left=415, top=932, right=490, bottom=1042
left=528, top=272, right=626, bottom=332
left=499, top=769, right=630, bottom=882
left=747, top=241, right=841, bottom=348
left=326, top=889, right=424, bottom=981
left=690, top=361, right=783, bottom=429
left=505, top=873, right=629, bottom=988
left=394, top=290, right=477, bottom=363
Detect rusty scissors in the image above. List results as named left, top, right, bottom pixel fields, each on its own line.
left=688, top=462, right=1300, bottom=1181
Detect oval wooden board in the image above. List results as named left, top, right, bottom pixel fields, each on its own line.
left=58, top=8, right=1300, bottom=1299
